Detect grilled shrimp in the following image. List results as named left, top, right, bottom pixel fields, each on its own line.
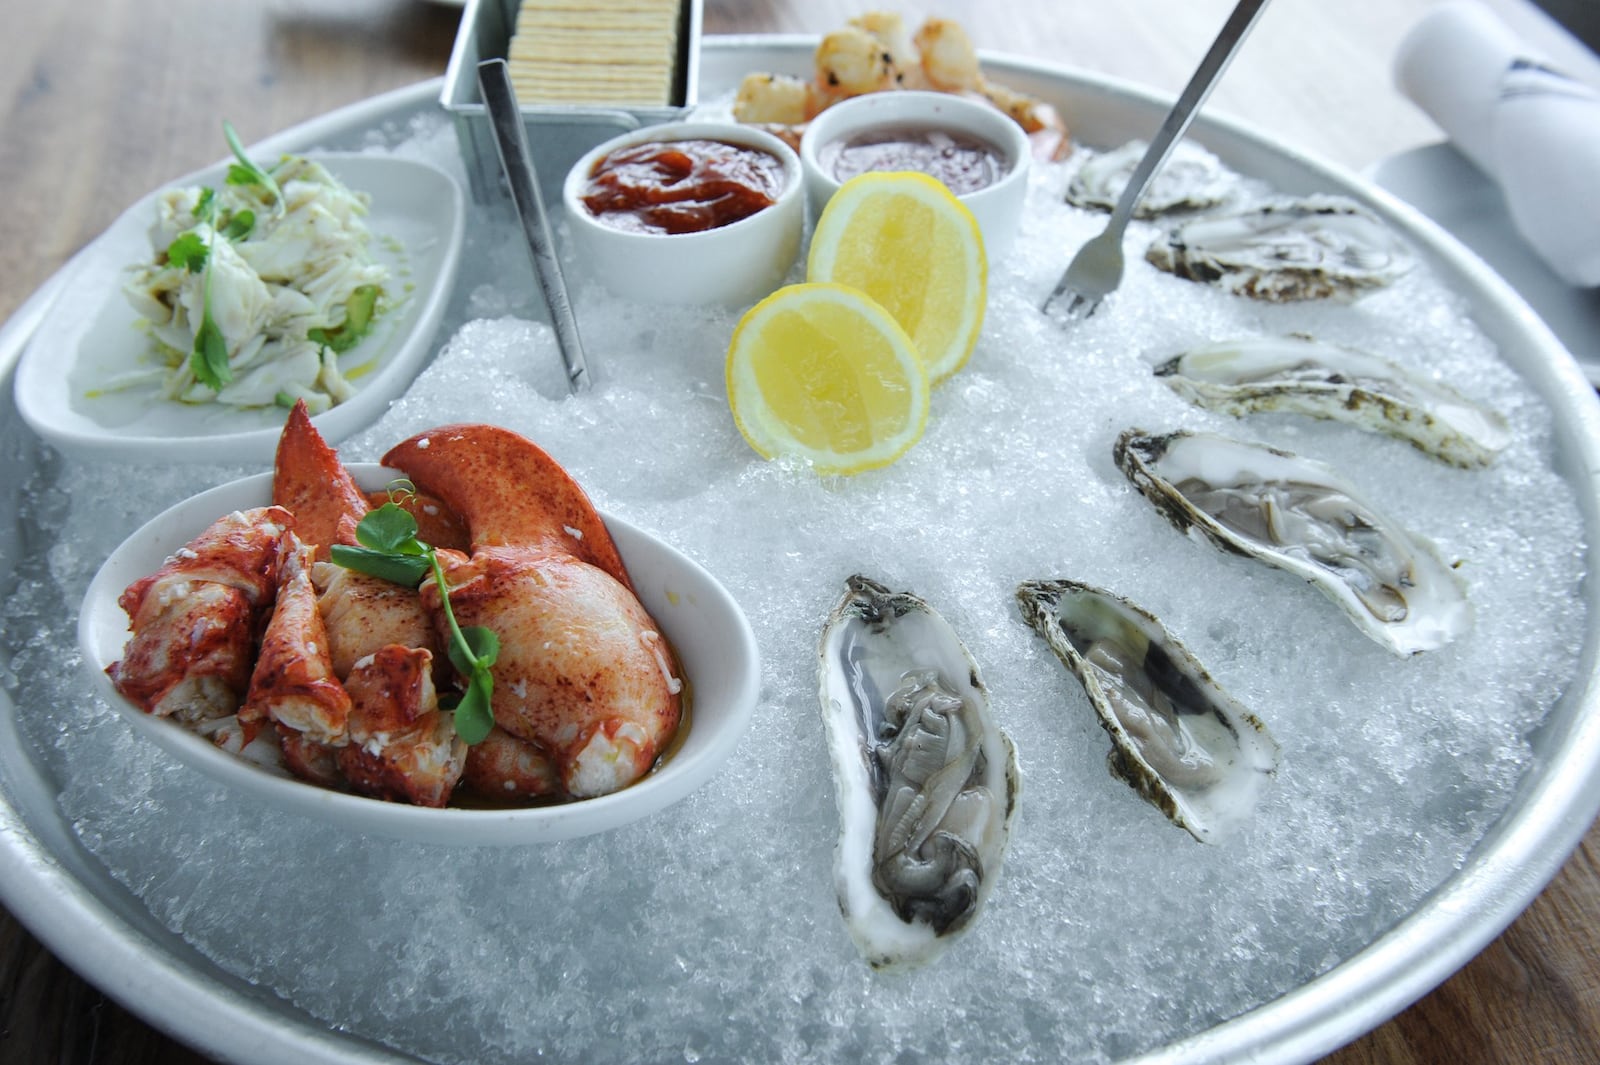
left=733, top=13, right=1072, bottom=162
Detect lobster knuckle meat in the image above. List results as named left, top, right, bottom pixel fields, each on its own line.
left=107, top=505, right=292, bottom=722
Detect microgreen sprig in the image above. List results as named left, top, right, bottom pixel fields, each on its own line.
left=223, top=120, right=283, bottom=209
left=330, top=499, right=499, bottom=745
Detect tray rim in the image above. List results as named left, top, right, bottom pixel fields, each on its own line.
left=0, top=35, right=1596, bottom=1065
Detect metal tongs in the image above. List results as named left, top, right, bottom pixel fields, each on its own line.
left=478, top=58, right=592, bottom=394
left=1042, top=0, right=1271, bottom=320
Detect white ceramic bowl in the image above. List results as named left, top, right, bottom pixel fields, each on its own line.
left=561, top=121, right=803, bottom=307
left=799, top=91, right=1032, bottom=257
left=13, top=154, right=465, bottom=465
left=78, top=465, right=761, bottom=846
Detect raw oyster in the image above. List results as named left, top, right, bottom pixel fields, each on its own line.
left=1144, top=195, right=1413, bottom=301
left=1114, top=429, right=1471, bottom=656
left=1154, top=334, right=1511, bottom=468
left=1065, top=138, right=1240, bottom=218
left=1015, top=579, right=1278, bottom=842
left=816, top=575, right=1019, bottom=970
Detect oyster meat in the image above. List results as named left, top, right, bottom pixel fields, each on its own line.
left=1065, top=138, right=1240, bottom=218
left=1154, top=334, right=1511, bottom=468
left=1145, top=195, right=1413, bottom=301
left=816, top=575, right=1019, bottom=970
left=1114, top=429, right=1471, bottom=656
left=1015, top=579, right=1278, bottom=842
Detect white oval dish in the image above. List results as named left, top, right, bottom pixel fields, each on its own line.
left=799, top=90, right=1031, bottom=256
left=561, top=121, right=804, bottom=306
left=77, top=464, right=760, bottom=846
left=14, top=154, right=465, bottom=464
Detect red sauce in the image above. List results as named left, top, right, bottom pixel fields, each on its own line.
left=581, top=139, right=786, bottom=235
left=821, top=126, right=1005, bottom=195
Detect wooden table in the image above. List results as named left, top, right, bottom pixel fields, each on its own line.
left=0, top=1, right=1594, bottom=1062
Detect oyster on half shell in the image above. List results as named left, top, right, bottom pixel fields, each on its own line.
left=1065, top=138, right=1241, bottom=218
left=1145, top=195, right=1413, bottom=301
left=1015, top=579, right=1278, bottom=842
left=817, top=575, right=1019, bottom=971
left=1154, top=334, right=1511, bottom=468
left=1114, top=430, right=1471, bottom=656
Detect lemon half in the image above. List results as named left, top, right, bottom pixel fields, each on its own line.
left=725, top=282, right=930, bottom=475
left=806, top=172, right=987, bottom=384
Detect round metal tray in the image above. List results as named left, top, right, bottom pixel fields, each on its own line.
left=2, top=40, right=1599, bottom=1065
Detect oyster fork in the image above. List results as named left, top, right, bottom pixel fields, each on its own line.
left=1042, top=0, right=1271, bottom=319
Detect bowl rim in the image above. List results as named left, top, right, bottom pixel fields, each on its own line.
left=797, top=88, right=1033, bottom=200
left=561, top=119, right=803, bottom=242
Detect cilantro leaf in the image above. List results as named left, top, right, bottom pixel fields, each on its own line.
left=222, top=209, right=255, bottom=241
left=166, top=233, right=208, bottom=272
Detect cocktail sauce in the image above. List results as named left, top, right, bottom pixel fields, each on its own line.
left=821, top=126, right=1005, bottom=195
left=580, top=139, right=785, bottom=235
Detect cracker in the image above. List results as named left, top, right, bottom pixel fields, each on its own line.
left=506, top=0, right=682, bottom=106
left=509, top=36, right=674, bottom=63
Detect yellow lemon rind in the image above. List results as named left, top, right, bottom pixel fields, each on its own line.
left=805, top=171, right=987, bottom=386
left=725, top=282, right=931, bottom=476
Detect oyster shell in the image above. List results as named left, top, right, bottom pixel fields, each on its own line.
left=1154, top=334, right=1511, bottom=468
left=1144, top=195, right=1413, bottom=301
left=816, top=575, right=1019, bottom=970
left=1065, top=138, right=1240, bottom=218
left=1015, top=579, right=1278, bottom=842
left=1114, top=429, right=1471, bottom=656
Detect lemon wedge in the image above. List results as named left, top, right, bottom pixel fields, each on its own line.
left=806, top=172, right=987, bottom=384
left=725, top=282, right=930, bottom=475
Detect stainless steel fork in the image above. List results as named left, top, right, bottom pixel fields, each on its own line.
left=1042, top=0, right=1272, bottom=319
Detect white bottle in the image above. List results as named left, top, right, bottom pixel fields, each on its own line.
left=1395, top=0, right=1600, bottom=287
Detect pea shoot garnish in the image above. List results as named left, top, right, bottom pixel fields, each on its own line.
left=330, top=497, right=500, bottom=745
left=223, top=120, right=283, bottom=208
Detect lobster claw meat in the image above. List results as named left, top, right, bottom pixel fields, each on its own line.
left=383, top=424, right=684, bottom=799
